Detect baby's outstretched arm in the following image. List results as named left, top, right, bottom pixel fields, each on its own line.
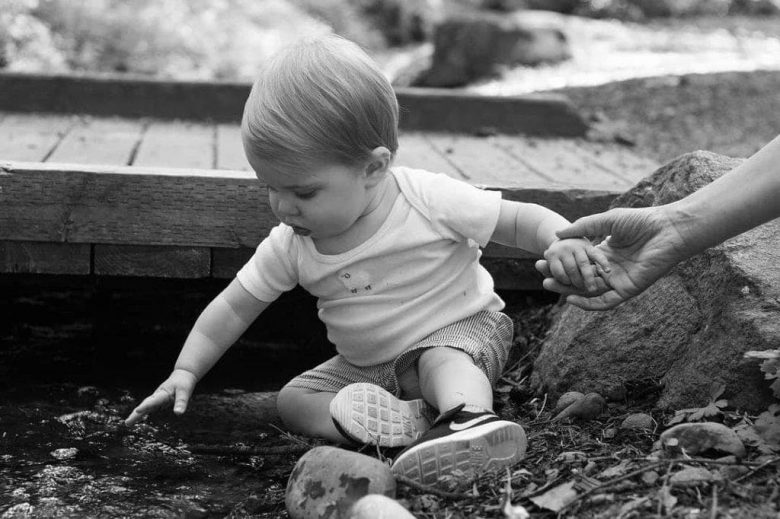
left=125, top=278, right=269, bottom=425
left=490, top=200, right=610, bottom=292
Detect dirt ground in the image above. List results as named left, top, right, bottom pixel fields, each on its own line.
left=555, top=70, right=780, bottom=164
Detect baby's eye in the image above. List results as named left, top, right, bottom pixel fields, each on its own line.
left=295, top=190, right=317, bottom=200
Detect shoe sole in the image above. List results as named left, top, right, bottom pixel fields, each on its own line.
left=391, top=421, right=527, bottom=486
left=329, top=383, right=435, bottom=448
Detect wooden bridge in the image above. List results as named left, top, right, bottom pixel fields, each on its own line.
left=0, top=73, right=658, bottom=290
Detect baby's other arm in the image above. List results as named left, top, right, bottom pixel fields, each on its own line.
left=490, top=200, right=609, bottom=292
left=124, top=278, right=269, bottom=425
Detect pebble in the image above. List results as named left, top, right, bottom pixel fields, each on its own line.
left=659, top=422, right=746, bottom=458
left=553, top=391, right=584, bottom=413
left=553, top=393, right=606, bottom=421
left=669, top=466, right=722, bottom=486
left=347, top=494, right=415, bottom=519
left=50, top=448, right=78, bottom=461
left=620, top=413, right=655, bottom=431
left=285, top=446, right=396, bottom=519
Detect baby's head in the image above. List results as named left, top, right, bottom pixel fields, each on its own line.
left=241, top=34, right=399, bottom=177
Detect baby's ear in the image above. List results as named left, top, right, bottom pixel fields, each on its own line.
left=364, top=146, right=392, bottom=182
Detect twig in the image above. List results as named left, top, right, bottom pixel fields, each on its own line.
left=709, top=484, right=718, bottom=519
left=534, top=393, right=548, bottom=421
left=733, top=456, right=780, bottom=483
left=395, top=474, right=479, bottom=500
left=562, top=461, right=667, bottom=509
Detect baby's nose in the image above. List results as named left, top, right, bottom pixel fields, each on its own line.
left=275, top=197, right=298, bottom=217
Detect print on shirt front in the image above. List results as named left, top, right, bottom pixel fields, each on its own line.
left=338, top=269, right=373, bottom=295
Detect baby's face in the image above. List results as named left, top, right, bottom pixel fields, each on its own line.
left=252, top=159, right=374, bottom=241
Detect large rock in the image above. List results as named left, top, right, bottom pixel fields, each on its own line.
left=416, top=10, right=571, bottom=87
left=286, top=447, right=396, bottom=519
left=531, top=151, right=780, bottom=411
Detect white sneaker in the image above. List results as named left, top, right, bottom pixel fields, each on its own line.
left=329, top=383, right=436, bottom=448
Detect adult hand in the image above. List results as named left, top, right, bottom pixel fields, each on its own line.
left=124, top=368, right=198, bottom=426
left=536, top=206, right=688, bottom=310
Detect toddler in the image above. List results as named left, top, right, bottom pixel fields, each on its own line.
left=125, top=35, right=608, bottom=486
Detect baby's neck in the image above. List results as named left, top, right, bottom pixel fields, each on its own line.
left=314, top=173, right=400, bottom=255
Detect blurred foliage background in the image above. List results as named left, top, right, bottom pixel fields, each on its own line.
left=2, top=0, right=779, bottom=84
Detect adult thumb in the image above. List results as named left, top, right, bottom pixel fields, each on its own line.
left=556, top=213, right=611, bottom=240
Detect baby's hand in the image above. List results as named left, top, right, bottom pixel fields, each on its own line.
left=124, top=369, right=198, bottom=426
left=541, top=237, right=610, bottom=293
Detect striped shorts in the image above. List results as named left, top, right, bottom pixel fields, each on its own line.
left=283, top=310, right=514, bottom=397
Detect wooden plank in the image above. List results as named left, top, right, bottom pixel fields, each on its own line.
left=0, top=161, right=619, bottom=249
left=0, top=161, right=272, bottom=248
left=212, top=247, right=254, bottom=279
left=93, top=244, right=210, bottom=277
left=0, top=73, right=589, bottom=136
left=216, top=124, right=251, bottom=171
left=0, top=240, right=90, bottom=274
left=425, top=134, right=551, bottom=188
left=555, top=140, right=660, bottom=185
left=492, top=136, right=635, bottom=190
left=133, top=120, right=215, bottom=169
left=395, top=132, right=463, bottom=179
left=0, top=113, right=76, bottom=162
left=47, top=117, right=146, bottom=166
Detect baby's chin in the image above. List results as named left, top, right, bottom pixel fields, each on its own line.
left=291, top=225, right=312, bottom=236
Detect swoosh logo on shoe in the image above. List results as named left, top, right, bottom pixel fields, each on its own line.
left=449, top=415, right=494, bottom=431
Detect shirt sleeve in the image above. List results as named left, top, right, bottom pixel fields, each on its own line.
left=420, top=172, right=503, bottom=247
left=236, top=224, right=299, bottom=302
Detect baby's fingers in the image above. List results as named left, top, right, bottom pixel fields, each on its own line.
left=124, top=388, right=173, bottom=426
left=548, top=258, right=572, bottom=287
left=573, top=248, right=600, bottom=292
left=562, top=253, right=586, bottom=291
left=585, top=243, right=611, bottom=273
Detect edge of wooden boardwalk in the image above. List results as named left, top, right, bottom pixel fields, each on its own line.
left=0, top=160, right=624, bottom=289
left=0, top=72, right=589, bottom=137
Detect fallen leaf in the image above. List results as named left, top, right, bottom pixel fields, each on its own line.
left=530, top=480, right=578, bottom=513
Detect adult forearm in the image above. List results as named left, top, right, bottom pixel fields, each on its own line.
left=665, top=134, right=780, bottom=259
left=174, top=294, right=254, bottom=380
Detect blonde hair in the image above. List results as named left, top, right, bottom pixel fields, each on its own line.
left=241, top=35, right=399, bottom=174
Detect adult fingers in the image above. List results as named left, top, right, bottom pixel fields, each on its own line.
left=124, top=389, right=172, bottom=426
left=566, top=290, right=626, bottom=311
left=555, top=213, right=613, bottom=241
left=542, top=276, right=610, bottom=296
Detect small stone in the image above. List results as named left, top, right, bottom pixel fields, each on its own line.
left=554, top=391, right=584, bottom=413
left=553, top=393, right=606, bottom=421
left=50, top=448, right=78, bottom=461
left=642, top=470, right=659, bottom=485
left=620, top=413, right=655, bottom=431
left=659, top=422, right=746, bottom=458
left=348, top=494, right=415, bottom=519
left=285, top=447, right=395, bottom=519
left=1, top=503, right=35, bottom=518
left=669, top=466, right=721, bottom=486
